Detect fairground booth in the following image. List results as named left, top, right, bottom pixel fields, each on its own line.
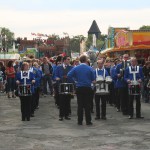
left=0, top=53, right=20, bottom=66
left=101, top=27, right=150, bottom=64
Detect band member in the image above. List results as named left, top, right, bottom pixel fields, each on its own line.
left=116, top=54, right=130, bottom=115
left=52, top=58, right=62, bottom=108
left=67, top=55, right=95, bottom=125
left=124, top=57, right=144, bottom=119
left=111, top=59, right=121, bottom=111
left=16, top=62, right=35, bottom=121
left=27, top=59, right=40, bottom=117
left=55, top=56, right=73, bottom=121
left=94, top=59, right=110, bottom=120
left=110, top=59, right=118, bottom=107
left=33, top=62, right=42, bottom=109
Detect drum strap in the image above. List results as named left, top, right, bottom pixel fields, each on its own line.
left=21, top=71, right=30, bottom=85
left=129, top=66, right=139, bottom=81
left=96, top=68, right=106, bottom=79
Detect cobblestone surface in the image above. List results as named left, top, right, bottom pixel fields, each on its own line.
left=0, top=93, right=150, bottom=150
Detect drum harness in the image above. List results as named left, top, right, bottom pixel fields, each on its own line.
left=96, top=68, right=106, bottom=90
left=21, top=71, right=30, bottom=85
left=128, top=66, right=141, bottom=95
left=20, top=71, right=31, bottom=95
left=129, top=66, right=139, bottom=82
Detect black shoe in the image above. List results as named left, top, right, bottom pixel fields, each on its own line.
left=123, top=112, right=128, bottom=115
left=128, top=115, right=133, bottom=119
left=78, top=122, right=82, bottom=125
left=136, top=116, right=144, bottom=119
left=59, top=117, right=63, bottom=121
left=22, top=118, right=25, bottom=121
left=65, top=116, right=71, bottom=120
left=116, top=108, right=120, bottom=112
left=36, top=106, right=39, bottom=109
left=31, top=114, right=35, bottom=117
left=86, top=122, right=93, bottom=125
left=91, top=110, right=94, bottom=113
left=27, top=117, right=30, bottom=121
left=101, top=116, right=107, bottom=120
left=95, top=117, right=100, bottom=120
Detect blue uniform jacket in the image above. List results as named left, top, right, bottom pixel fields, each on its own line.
left=32, top=67, right=41, bottom=88
left=105, top=67, right=111, bottom=76
left=94, top=68, right=109, bottom=80
left=115, top=63, right=127, bottom=88
left=55, top=65, right=74, bottom=83
left=38, top=69, right=43, bottom=85
left=67, top=63, right=95, bottom=88
left=124, top=66, right=144, bottom=83
left=52, top=65, right=58, bottom=81
left=110, top=66, right=118, bottom=88
left=16, top=71, right=35, bottom=93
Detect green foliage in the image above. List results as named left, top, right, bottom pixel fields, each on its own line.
left=86, top=34, right=107, bottom=50
left=70, top=35, right=85, bottom=52
left=139, top=25, right=150, bottom=30
left=86, top=34, right=93, bottom=49
left=0, top=27, right=14, bottom=49
left=47, top=34, right=60, bottom=40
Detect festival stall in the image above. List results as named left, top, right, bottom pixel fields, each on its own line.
left=0, top=53, right=20, bottom=66
left=101, top=27, right=150, bottom=64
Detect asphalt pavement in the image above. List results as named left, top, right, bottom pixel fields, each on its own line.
left=0, top=93, right=150, bottom=150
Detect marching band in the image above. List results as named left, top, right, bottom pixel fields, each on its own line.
left=1, top=53, right=149, bottom=124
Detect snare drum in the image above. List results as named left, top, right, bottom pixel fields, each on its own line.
left=59, top=83, right=74, bottom=95
left=18, top=84, right=32, bottom=96
left=96, top=75, right=104, bottom=83
left=95, top=82, right=109, bottom=95
left=105, top=76, right=112, bottom=83
left=128, top=84, right=140, bottom=95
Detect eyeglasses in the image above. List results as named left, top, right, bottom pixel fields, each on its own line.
left=67, top=59, right=70, bottom=60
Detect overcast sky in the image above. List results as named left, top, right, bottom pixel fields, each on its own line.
left=0, top=0, right=150, bottom=39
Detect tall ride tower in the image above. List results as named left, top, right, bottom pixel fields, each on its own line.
left=88, top=20, right=101, bottom=47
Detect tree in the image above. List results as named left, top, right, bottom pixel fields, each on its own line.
left=0, top=27, right=14, bottom=52
left=86, top=34, right=107, bottom=50
left=69, top=35, right=86, bottom=53
left=139, top=25, right=150, bottom=30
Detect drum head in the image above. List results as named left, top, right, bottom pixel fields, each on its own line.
left=96, top=75, right=104, bottom=83
left=105, top=76, right=112, bottom=83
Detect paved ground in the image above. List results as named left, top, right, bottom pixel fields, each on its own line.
left=0, top=93, right=150, bottom=150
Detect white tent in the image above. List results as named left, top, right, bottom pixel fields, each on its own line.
left=0, top=54, right=20, bottom=60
